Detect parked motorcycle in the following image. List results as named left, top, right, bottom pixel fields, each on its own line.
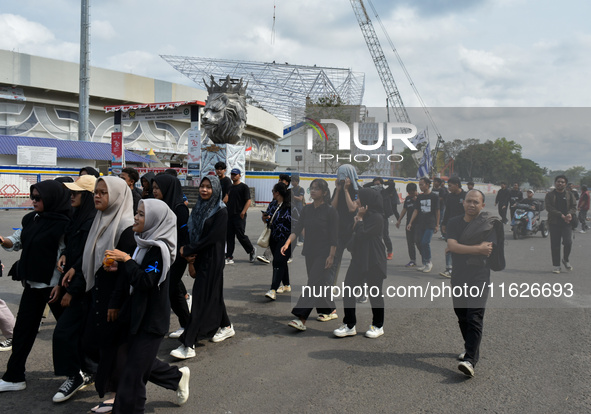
left=512, top=200, right=548, bottom=239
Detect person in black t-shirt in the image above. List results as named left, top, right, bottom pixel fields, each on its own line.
left=396, top=182, right=419, bottom=267
left=508, top=182, right=523, bottom=227
left=494, top=182, right=510, bottom=224
left=215, top=162, right=233, bottom=204
left=407, top=177, right=439, bottom=273
left=225, top=169, right=255, bottom=264
left=446, top=189, right=496, bottom=378
left=439, top=176, right=466, bottom=278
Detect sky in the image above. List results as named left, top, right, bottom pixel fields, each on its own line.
left=0, top=0, right=590, bottom=171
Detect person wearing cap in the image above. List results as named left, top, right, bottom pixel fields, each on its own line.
left=51, top=174, right=98, bottom=402
left=226, top=169, right=256, bottom=264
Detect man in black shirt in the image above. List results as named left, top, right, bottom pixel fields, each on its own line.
left=439, top=177, right=466, bottom=278
left=396, top=182, right=419, bottom=267
left=545, top=175, right=577, bottom=273
left=494, top=182, right=510, bottom=224
left=215, top=162, right=233, bottom=204
left=407, top=177, right=439, bottom=273
left=446, top=189, right=495, bottom=378
left=226, top=168, right=256, bottom=264
left=508, top=182, right=523, bottom=228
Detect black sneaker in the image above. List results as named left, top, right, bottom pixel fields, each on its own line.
left=52, top=372, right=85, bottom=403
left=0, top=338, right=12, bottom=352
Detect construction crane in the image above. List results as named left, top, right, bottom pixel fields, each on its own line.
left=350, top=0, right=448, bottom=176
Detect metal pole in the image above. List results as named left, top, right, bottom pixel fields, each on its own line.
left=79, top=0, right=90, bottom=141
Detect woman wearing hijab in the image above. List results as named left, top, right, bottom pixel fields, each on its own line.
left=333, top=188, right=387, bottom=339
left=51, top=174, right=98, bottom=403
left=281, top=178, right=339, bottom=331
left=140, top=172, right=156, bottom=199
left=0, top=180, right=71, bottom=392
left=170, top=175, right=234, bottom=359
left=151, top=174, right=191, bottom=339
left=81, top=176, right=136, bottom=411
left=104, top=199, right=190, bottom=412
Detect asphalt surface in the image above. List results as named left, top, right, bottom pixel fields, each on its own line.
left=0, top=199, right=590, bottom=413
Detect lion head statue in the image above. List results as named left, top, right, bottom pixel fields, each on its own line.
left=201, top=76, right=248, bottom=145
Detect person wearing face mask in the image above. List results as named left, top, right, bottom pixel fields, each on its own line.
left=151, top=174, right=191, bottom=340
left=51, top=174, right=98, bottom=403
left=0, top=180, right=71, bottom=393
left=170, top=175, right=234, bottom=360
left=104, top=199, right=190, bottom=412
left=81, top=177, right=137, bottom=412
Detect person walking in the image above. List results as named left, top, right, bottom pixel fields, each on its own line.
left=51, top=174, right=98, bottom=403
left=151, top=174, right=191, bottom=340
left=264, top=183, right=292, bottom=300
left=494, top=182, right=510, bottom=224
left=105, top=199, right=190, bottom=412
left=577, top=185, right=589, bottom=233
left=333, top=188, right=387, bottom=339
left=281, top=179, right=339, bottom=331
left=171, top=175, right=234, bottom=359
left=439, top=177, right=466, bottom=278
left=446, top=189, right=501, bottom=377
left=225, top=169, right=256, bottom=264
left=396, top=183, right=419, bottom=267
left=406, top=177, right=439, bottom=273
left=0, top=299, right=15, bottom=352
left=215, top=161, right=233, bottom=203
left=0, top=180, right=71, bottom=393
left=545, top=175, right=577, bottom=273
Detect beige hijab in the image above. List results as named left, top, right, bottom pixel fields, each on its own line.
left=82, top=176, right=134, bottom=291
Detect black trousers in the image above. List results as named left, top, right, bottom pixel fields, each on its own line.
left=405, top=228, right=417, bottom=262
left=327, top=236, right=349, bottom=286
left=453, top=307, right=486, bottom=367
left=53, top=292, right=97, bottom=377
left=226, top=214, right=254, bottom=258
left=3, top=284, right=63, bottom=383
left=549, top=222, right=573, bottom=266
left=292, top=254, right=336, bottom=320
left=382, top=216, right=393, bottom=254
left=497, top=204, right=508, bottom=223
left=113, top=332, right=182, bottom=414
left=169, top=257, right=190, bottom=328
left=342, top=267, right=385, bottom=329
left=270, top=238, right=290, bottom=290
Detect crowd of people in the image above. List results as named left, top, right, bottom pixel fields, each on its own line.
left=1, top=163, right=585, bottom=409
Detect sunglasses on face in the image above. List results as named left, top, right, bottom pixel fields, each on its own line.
left=30, top=195, right=42, bottom=202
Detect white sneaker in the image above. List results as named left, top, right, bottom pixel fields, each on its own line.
left=287, top=258, right=293, bottom=264
left=176, top=367, right=190, bottom=405
left=579, top=230, right=586, bottom=234
left=170, top=345, right=196, bottom=360
left=458, top=360, right=474, bottom=377
left=283, top=285, right=292, bottom=293
left=416, top=264, right=426, bottom=271
left=422, top=262, right=433, bottom=273
left=365, top=325, right=384, bottom=338
left=333, top=324, right=357, bottom=337
left=0, top=379, right=26, bottom=392
left=265, top=290, right=276, bottom=300
left=256, top=255, right=270, bottom=264
left=562, top=259, right=573, bottom=271
left=439, top=269, right=452, bottom=278
left=552, top=267, right=561, bottom=274
left=212, top=325, right=235, bottom=343
left=169, top=328, right=185, bottom=339
left=458, top=351, right=466, bottom=360
left=297, top=241, right=304, bottom=246
left=225, top=258, right=234, bottom=265
left=276, top=285, right=284, bottom=293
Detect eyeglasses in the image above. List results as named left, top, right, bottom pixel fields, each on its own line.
left=30, top=195, right=42, bottom=202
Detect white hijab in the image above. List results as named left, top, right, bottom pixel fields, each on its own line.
left=131, top=199, right=177, bottom=293
left=82, top=176, right=134, bottom=291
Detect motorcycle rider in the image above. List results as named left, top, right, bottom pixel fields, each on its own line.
left=520, top=189, right=538, bottom=231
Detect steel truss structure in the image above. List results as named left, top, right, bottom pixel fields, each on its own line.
left=161, top=55, right=365, bottom=124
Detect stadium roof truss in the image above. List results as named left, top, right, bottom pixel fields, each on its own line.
left=161, top=56, right=365, bottom=124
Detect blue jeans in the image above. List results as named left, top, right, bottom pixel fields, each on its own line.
left=415, top=227, right=434, bottom=265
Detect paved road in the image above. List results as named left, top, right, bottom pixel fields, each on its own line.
left=1, top=200, right=590, bottom=413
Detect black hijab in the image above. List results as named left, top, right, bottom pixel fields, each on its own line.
left=79, top=166, right=100, bottom=178
left=152, top=174, right=185, bottom=210
left=67, top=191, right=97, bottom=235
left=18, top=180, right=71, bottom=283
left=188, top=176, right=225, bottom=243
left=140, top=172, right=156, bottom=199
left=358, top=188, right=384, bottom=216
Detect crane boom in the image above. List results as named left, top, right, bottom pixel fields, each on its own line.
left=350, top=0, right=411, bottom=125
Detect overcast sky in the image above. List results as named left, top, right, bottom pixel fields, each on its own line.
left=1, top=0, right=590, bottom=170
